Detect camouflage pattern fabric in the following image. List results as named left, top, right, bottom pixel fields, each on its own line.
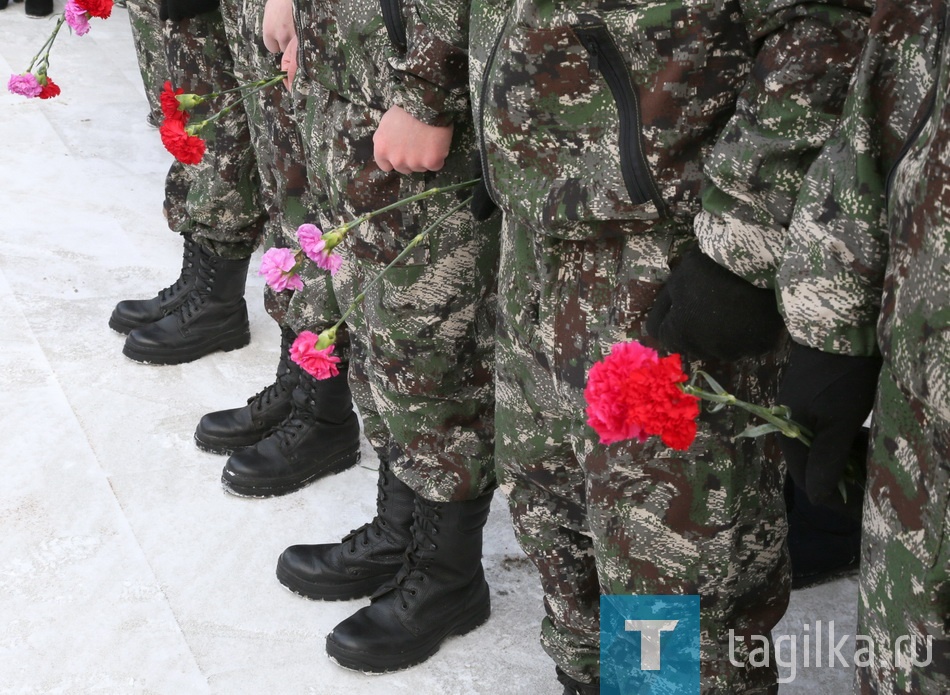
left=775, top=0, right=949, bottom=690
left=216, top=0, right=340, bottom=333
left=696, top=1, right=871, bottom=288
left=777, top=0, right=938, bottom=354
left=857, top=368, right=950, bottom=694
left=465, top=0, right=877, bottom=688
left=854, top=9, right=950, bottom=691
left=126, top=0, right=171, bottom=124
left=492, top=212, right=790, bottom=693
left=472, top=0, right=754, bottom=242
left=162, top=9, right=266, bottom=260
left=292, top=0, right=499, bottom=503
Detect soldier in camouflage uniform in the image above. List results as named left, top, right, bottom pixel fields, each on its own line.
left=257, top=0, right=500, bottom=673
left=126, top=0, right=170, bottom=126
left=112, top=2, right=266, bottom=365
left=188, top=0, right=361, bottom=496
left=777, top=1, right=950, bottom=691
left=469, top=0, right=869, bottom=691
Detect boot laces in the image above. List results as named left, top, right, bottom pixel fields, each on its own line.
left=389, top=502, right=441, bottom=605
left=247, top=366, right=294, bottom=413
left=340, top=472, right=390, bottom=552
left=157, top=239, right=198, bottom=302
left=176, top=255, right=217, bottom=323
left=269, top=386, right=318, bottom=448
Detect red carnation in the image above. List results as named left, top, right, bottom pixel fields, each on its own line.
left=584, top=340, right=700, bottom=450
left=159, top=81, right=188, bottom=123
left=75, top=0, right=112, bottom=18
left=38, top=77, right=61, bottom=99
left=159, top=118, right=206, bottom=165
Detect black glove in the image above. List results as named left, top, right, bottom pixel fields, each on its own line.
left=645, top=246, right=785, bottom=362
left=778, top=342, right=881, bottom=509
left=159, top=0, right=220, bottom=22
left=468, top=151, right=498, bottom=222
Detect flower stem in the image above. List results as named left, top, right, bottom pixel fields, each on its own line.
left=681, top=374, right=814, bottom=446
left=26, top=16, right=65, bottom=72
left=187, top=74, right=287, bottom=133
left=329, top=197, right=472, bottom=332
left=329, top=180, right=478, bottom=237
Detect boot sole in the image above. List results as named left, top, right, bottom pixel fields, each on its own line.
left=276, top=562, right=391, bottom=602
left=221, top=446, right=360, bottom=499
left=325, top=594, right=491, bottom=673
left=122, top=326, right=250, bottom=365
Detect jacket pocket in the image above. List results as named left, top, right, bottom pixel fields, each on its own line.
left=479, top=0, right=749, bottom=240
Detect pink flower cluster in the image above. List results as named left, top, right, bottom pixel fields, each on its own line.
left=259, top=247, right=304, bottom=292
left=297, top=224, right=343, bottom=275
left=65, top=0, right=113, bottom=35
left=7, top=73, right=61, bottom=99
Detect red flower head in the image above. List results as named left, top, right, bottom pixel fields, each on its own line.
left=160, top=81, right=189, bottom=123
left=75, top=0, right=113, bottom=18
left=290, top=330, right=341, bottom=380
left=159, top=118, right=206, bottom=165
left=584, top=340, right=700, bottom=450
left=38, top=77, right=60, bottom=99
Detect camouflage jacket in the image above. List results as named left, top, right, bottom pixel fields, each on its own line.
left=777, top=0, right=943, bottom=357
left=469, top=0, right=870, bottom=242
left=881, top=0, right=950, bottom=421
left=695, top=0, right=872, bottom=288
left=294, top=0, right=470, bottom=124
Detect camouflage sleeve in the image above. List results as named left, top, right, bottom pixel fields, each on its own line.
left=694, top=0, right=871, bottom=289
left=777, top=0, right=937, bottom=354
left=386, top=0, right=471, bottom=126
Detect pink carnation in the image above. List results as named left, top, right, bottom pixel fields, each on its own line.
left=297, top=223, right=343, bottom=275
left=290, top=331, right=341, bottom=380
left=7, top=73, right=42, bottom=98
left=259, top=247, right=303, bottom=292
left=315, top=251, right=343, bottom=275
left=65, top=0, right=91, bottom=36
left=297, top=224, right=326, bottom=259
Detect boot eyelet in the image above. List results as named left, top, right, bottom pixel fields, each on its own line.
left=409, top=589, right=416, bottom=596
left=402, top=603, right=408, bottom=610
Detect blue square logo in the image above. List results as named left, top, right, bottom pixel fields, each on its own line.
left=600, top=595, right=700, bottom=694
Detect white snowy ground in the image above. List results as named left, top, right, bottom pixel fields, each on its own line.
left=0, top=5, right=859, bottom=693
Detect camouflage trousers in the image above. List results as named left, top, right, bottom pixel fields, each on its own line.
left=215, top=0, right=336, bottom=332
left=495, top=215, right=790, bottom=692
left=855, top=365, right=950, bottom=694
left=295, top=83, right=498, bottom=502
left=161, top=10, right=265, bottom=261
left=126, top=0, right=170, bottom=124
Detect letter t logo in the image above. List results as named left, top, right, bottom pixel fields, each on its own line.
left=625, top=620, right=679, bottom=670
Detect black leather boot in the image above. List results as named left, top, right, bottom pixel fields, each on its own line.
left=325, top=490, right=493, bottom=672
left=109, top=235, right=203, bottom=335
left=122, top=252, right=250, bottom=364
left=276, top=450, right=416, bottom=600
left=556, top=667, right=600, bottom=695
left=194, top=326, right=299, bottom=455
left=221, top=368, right=361, bottom=497
left=25, top=0, right=52, bottom=16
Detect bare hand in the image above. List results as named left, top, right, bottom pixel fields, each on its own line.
left=373, top=105, right=454, bottom=174
left=280, top=35, right=298, bottom=91
left=262, top=0, right=295, bottom=54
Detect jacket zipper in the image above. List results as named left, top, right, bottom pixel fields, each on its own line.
left=573, top=17, right=665, bottom=213
left=477, top=11, right=511, bottom=205
left=884, top=15, right=944, bottom=199
left=381, top=0, right=408, bottom=51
